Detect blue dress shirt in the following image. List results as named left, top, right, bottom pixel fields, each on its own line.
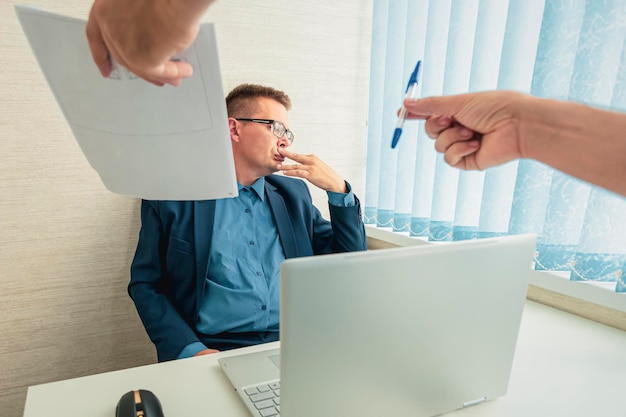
left=178, top=178, right=355, bottom=358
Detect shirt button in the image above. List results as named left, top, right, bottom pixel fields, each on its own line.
left=261, top=305, right=267, bottom=310
left=249, top=241, right=255, bottom=246
left=256, top=271, right=262, bottom=276
left=245, top=208, right=251, bottom=213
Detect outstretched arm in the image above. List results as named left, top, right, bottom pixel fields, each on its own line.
left=405, top=91, right=626, bottom=197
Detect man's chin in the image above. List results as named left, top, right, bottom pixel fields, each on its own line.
left=265, top=166, right=280, bottom=176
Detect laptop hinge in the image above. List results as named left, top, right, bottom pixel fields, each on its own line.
left=462, top=397, right=487, bottom=408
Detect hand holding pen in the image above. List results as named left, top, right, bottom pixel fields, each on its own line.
left=391, top=60, right=422, bottom=149
left=403, top=90, right=626, bottom=197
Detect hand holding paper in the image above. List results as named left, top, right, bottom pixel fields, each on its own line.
left=86, top=0, right=215, bottom=86
left=17, top=5, right=237, bottom=200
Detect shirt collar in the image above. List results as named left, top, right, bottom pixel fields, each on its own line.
left=238, top=177, right=266, bottom=201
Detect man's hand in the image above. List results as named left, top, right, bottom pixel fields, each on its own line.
left=277, top=148, right=347, bottom=193
left=86, top=0, right=214, bottom=86
left=404, top=91, right=526, bottom=171
left=193, top=348, right=220, bottom=357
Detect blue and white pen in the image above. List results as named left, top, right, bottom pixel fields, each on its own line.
left=391, top=60, right=422, bottom=149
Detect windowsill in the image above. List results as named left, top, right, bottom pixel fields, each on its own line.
left=528, top=270, right=625, bottom=313
left=365, top=225, right=626, bottom=331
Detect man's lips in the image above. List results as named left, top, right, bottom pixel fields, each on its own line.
left=274, top=153, right=285, bottom=163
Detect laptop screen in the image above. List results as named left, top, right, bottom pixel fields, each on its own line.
left=279, top=234, right=536, bottom=417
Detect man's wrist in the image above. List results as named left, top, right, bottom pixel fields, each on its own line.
left=176, top=341, right=208, bottom=359
left=327, top=182, right=355, bottom=207
left=327, top=180, right=348, bottom=194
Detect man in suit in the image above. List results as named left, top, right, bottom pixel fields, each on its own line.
left=130, top=84, right=367, bottom=362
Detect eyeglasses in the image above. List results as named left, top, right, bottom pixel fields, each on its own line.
left=235, top=118, right=294, bottom=144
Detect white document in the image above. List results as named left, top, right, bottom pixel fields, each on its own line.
left=16, top=5, right=238, bottom=201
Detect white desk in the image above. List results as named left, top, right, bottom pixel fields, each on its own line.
left=23, top=301, right=626, bottom=417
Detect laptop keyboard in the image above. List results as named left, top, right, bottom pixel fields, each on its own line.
left=243, top=380, right=281, bottom=416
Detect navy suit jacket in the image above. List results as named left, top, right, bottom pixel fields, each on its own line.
left=129, top=175, right=367, bottom=361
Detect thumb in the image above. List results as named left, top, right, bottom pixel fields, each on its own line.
left=85, top=18, right=112, bottom=77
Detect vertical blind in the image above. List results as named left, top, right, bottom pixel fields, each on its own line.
left=365, top=0, right=626, bottom=293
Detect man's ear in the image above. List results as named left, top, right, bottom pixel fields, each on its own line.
left=228, top=118, right=240, bottom=142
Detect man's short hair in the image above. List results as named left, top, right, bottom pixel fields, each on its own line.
left=226, top=83, right=292, bottom=117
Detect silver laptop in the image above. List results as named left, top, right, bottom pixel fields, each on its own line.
left=219, top=234, right=536, bottom=417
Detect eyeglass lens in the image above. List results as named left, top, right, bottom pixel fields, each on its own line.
left=271, top=121, right=294, bottom=143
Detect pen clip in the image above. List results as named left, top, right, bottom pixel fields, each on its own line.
left=405, top=60, right=421, bottom=93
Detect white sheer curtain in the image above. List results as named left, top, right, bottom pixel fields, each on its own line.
left=365, top=0, right=626, bottom=292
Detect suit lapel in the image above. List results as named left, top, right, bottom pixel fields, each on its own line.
left=265, top=181, right=299, bottom=258
left=193, top=200, right=215, bottom=316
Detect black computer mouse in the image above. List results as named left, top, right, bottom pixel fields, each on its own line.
left=116, top=389, right=165, bottom=417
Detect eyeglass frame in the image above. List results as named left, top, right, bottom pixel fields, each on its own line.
left=235, top=118, right=294, bottom=144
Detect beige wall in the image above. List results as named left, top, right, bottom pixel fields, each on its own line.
left=0, top=1, right=372, bottom=416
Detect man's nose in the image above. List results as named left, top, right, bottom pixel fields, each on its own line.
left=277, top=135, right=290, bottom=148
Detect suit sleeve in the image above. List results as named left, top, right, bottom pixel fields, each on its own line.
left=311, top=181, right=367, bottom=254
left=129, top=200, right=202, bottom=362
